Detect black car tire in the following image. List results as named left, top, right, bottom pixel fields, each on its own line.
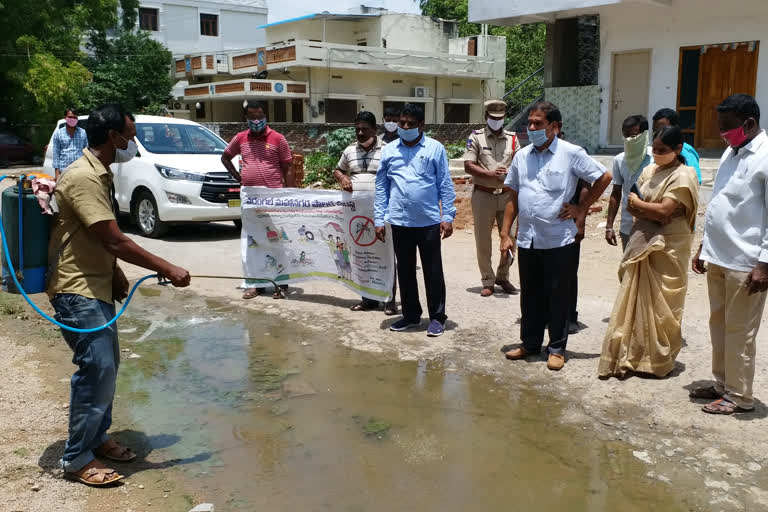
left=133, top=190, right=168, bottom=238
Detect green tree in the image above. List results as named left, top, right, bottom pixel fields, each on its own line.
left=79, top=30, right=174, bottom=114
left=420, top=0, right=545, bottom=115
left=0, top=0, right=119, bottom=133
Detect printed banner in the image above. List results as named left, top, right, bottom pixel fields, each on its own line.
left=241, top=187, right=394, bottom=301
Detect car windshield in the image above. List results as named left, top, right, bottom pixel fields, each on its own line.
left=136, top=123, right=227, bottom=154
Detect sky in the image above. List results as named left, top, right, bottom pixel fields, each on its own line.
left=266, top=0, right=422, bottom=23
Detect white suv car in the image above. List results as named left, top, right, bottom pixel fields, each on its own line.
left=44, top=115, right=241, bottom=237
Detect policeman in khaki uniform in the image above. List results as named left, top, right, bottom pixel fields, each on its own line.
left=464, top=100, right=521, bottom=297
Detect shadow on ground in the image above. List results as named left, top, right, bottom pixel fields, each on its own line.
left=38, top=429, right=212, bottom=478
left=120, top=219, right=240, bottom=243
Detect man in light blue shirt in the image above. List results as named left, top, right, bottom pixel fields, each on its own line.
left=375, top=103, right=456, bottom=337
left=500, top=101, right=612, bottom=371
left=652, top=108, right=701, bottom=184
left=606, top=115, right=653, bottom=250
left=53, top=107, right=88, bottom=181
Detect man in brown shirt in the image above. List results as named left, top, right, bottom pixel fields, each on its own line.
left=48, top=104, right=190, bottom=486
left=463, top=100, right=521, bottom=296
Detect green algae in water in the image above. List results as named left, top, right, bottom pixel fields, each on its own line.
left=362, top=417, right=391, bottom=437
left=120, top=337, right=186, bottom=379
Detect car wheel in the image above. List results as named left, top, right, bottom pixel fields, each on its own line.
left=133, top=190, right=168, bottom=238
left=233, top=219, right=242, bottom=230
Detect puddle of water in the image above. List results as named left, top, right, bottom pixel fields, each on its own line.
left=115, top=293, right=692, bottom=511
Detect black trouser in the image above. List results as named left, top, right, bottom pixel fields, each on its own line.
left=518, top=242, right=577, bottom=355
left=570, top=241, right=581, bottom=323
left=392, top=224, right=447, bottom=323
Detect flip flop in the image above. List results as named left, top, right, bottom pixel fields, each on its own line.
left=64, top=467, right=123, bottom=487
left=702, top=398, right=753, bottom=415
left=94, top=442, right=137, bottom=463
left=351, top=301, right=378, bottom=312
left=242, top=288, right=263, bottom=300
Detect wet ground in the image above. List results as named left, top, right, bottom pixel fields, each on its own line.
left=111, top=289, right=694, bottom=511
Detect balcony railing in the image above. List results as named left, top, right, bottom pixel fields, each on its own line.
left=177, top=40, right=501, bottom=80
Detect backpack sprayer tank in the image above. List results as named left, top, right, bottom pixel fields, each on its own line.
left=1, top=177, right=50, bottom=294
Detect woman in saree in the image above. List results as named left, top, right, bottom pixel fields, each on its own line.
left=598, top=126, right=699, bottom=378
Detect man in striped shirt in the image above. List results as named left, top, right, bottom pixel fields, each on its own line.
left=334, top=111, right=397, bottom=315
left=221, top=100, right=295, bottom=299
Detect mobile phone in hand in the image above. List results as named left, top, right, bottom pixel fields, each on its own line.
left=630, top=183, right=643, bottom=200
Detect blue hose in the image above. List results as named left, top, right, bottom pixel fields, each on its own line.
left=0, top=174, right=156, bottom=333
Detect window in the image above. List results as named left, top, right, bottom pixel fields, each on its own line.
left=291, top=99, right=304, bottom=122
left=273, top=100, right=287, bottom=123
left=139, top=7, right=159, bottom=31
left=200, top=13, right=218, bottom=37
left=136, top=124, right=226, bottom=154
left=325, top=99, right=358, bottom=123
left=444, top=104, right=470, bottom=123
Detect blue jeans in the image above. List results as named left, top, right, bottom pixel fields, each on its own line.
left=51, top=294, right=119, bottom=473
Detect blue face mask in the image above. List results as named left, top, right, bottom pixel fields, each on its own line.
left=397, top=126, right=421, bottom=142
left=527, top=126, right=551, bottom=147
left=248, top=118, right=267, bottom=133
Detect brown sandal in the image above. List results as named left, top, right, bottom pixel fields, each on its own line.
left=65, top=466, right=123, bottom=487
left=94, top=441, right=136, bottom=463
left=242, top=288, right=263, bottom=300
left=702, top=398, right=753, bottom=415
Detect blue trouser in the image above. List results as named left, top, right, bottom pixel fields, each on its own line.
left=51, top=294, right=119, bottom=473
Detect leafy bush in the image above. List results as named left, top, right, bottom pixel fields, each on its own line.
left=303, top=152, right=338, bottom=188
left=325, top=127, right=356, bottom=161
left=445, top=142, right=467, bottom=160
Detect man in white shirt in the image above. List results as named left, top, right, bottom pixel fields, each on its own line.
left=334, top=110, right=397, bottom=315
left=500, top=101, right=612, bottom=371
left=692, top=94, right=768, bottom=415
left=605, top=115, right=652, bottom=250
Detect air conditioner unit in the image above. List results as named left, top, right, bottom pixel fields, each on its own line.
left=412, top=87, right=429, bottom=98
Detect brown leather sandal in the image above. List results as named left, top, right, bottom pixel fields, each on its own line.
left=94, top=441, right=136, bottom=463
left=65, top=466, right=123, bottom=487
left=242, top=288, right=263, bottom=300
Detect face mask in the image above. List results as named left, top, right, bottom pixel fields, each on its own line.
left=247, top=118, right=267, bottom=133
left=115, top=136, right=138, bottom=163
left=623, top=130, right=649, bottom=173
left=397, top=126, right=421, bottom=142
left=720, top=122, right=749, bottom=148
left=527, top=127, right=551, bottom=147
left=652, top=151, right=677, bottom=167
left=384, top=121, right=398, bottom=133
left=65, top=118, right=78, bottom=128
left=487, top=118, right=504, bottom=131
left=358, top=136, right=375, bottom=147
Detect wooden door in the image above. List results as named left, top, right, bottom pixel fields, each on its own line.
left=610, top=51, right=651, bottom=145
left=696, top=43, right=759, bottom=148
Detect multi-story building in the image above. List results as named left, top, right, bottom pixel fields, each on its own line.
left=136, top=0, right=268, bottom=56
left=468, top=0, right=767, bottom=151
left=169, top=9, right=507, bottom=124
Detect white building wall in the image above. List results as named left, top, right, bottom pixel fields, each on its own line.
left=266, top=18, right=380, bottom=46
left=595, top=0, right=768, bottom=146
left=220, top=9, right=266, bottom=50
left=140, top=1, right=267, bottom=56
left=379, top=14, right=450, bottom=53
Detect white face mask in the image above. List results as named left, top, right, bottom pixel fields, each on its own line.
left=487, top=118, right=504, bottom=131
left=384, top=121, right=398, bottom=133
left=115, top=136, right=138, bottom=163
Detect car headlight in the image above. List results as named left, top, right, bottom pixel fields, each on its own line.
left=154, top=165, right=206, bottom=182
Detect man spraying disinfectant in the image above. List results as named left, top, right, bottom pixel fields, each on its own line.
left=47, top=104, right=190, bottom=486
